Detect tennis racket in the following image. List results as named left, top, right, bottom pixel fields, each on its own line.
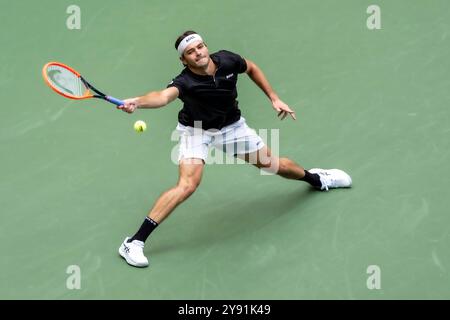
left=42, top=62, right=124, bottom=106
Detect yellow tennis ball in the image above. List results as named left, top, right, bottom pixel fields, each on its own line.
left=134, top=120, right=147, bottom=133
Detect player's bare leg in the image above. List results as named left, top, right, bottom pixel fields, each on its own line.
left=148, top=158, right=204, bottom=223
left=237, top=146, right=351, bottom=190
left=119, top=158, right=204, bottom=267
left=237, top=146, right=307, bottom=180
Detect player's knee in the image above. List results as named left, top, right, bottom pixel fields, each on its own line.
left=277, top=157, right=289, bottom=171
left=256, top=161, right=270, bottom=169
left=257, top=157, right=280, bottom=173
left=178, top=180, right=199, bottom=198
left=256, top=158, right=273, bottom=169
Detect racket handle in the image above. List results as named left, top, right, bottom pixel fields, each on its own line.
left=106, top=96, right=124, bottom=106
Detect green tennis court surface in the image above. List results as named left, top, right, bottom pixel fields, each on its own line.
left=1, top=0, right=449, bottom=299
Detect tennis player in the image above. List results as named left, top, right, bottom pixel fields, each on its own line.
left=117, top=31, right=352, bottom=267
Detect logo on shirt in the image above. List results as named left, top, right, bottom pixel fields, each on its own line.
left=226, top=73, right=234, bottom=79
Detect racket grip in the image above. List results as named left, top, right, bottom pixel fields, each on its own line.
left=106, top=96, right=125, bottom=106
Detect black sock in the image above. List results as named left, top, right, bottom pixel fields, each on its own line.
left=128, top=217, right=158, bottom=243
left=299, top=170, right=322, bottom=188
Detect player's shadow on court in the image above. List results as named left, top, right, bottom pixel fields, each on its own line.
left=150, top=186, right=320, bottom=255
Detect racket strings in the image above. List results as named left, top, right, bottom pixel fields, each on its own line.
left=45, top=65, right=87, bottom=97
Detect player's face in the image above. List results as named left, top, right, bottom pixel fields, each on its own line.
left=181, top=41, right=210, bottom=68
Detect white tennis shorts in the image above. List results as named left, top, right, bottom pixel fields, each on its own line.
left=176, top=117, right=265, bottom=162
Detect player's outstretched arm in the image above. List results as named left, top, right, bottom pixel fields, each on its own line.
left=245, top=59, right=296, bottom=120
left=117, top=86, right=179, bottom=114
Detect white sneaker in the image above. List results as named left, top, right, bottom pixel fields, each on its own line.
left=118, top=237, right=149, bottom=267
left=308, top=168, right=352, bottom=191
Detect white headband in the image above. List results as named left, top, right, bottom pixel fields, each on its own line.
left=177, top=34, right=203, bottom=56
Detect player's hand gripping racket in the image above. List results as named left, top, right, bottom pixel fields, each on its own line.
left=42, top=62, right=124, bottom=106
